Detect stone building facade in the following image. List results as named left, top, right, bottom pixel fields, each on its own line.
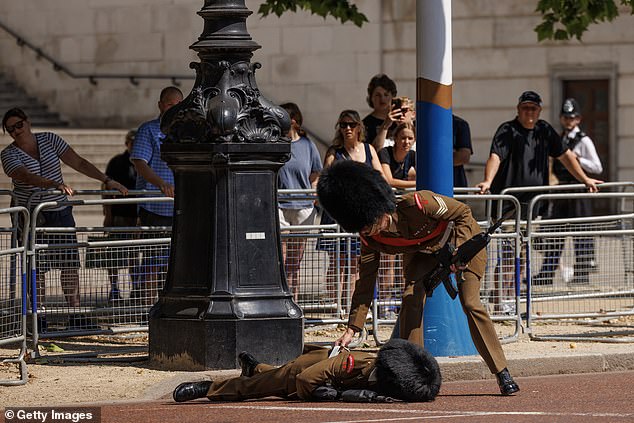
left=0, top=0, right=632, bottom=182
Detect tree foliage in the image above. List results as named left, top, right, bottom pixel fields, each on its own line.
left=256, top=0, right=634, bottom=41
left=257, top=0, right=368, bottom=27
left=535, top=0, right=634, bottom=41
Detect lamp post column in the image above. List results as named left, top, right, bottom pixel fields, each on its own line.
left=148, top=0, right=303, bottom=370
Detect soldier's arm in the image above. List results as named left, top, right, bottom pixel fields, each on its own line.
left=347, top=244, right=380, bottom=332
left=295, top=353, right=349, bottom=400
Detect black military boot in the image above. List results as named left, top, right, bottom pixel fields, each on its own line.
left=496, top=368, right=520, bottom=395
left=238, top=351, right=260, bottom=377
left=173, top=381, right=212, bottom=402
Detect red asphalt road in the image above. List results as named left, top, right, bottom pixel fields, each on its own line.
left=4, top=371, right=634, bottom=423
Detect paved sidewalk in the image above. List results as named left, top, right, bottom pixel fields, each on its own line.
left=143, top=332, right=634, bottom=402
left=2, top=325, right=634, bottom=406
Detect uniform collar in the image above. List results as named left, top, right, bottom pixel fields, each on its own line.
left=565, top=125, right=581, bottom=139
left=371, top=212, right=402, bottom=238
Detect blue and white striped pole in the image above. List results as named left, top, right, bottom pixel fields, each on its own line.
left=416, top=0, right=477, bottom=356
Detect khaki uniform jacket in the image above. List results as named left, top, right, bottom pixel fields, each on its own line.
left=348, top=190, right=487, bottom=331
left=295, top=349, right=377, bottom=400
left=206, top=346, right=377, bottom=401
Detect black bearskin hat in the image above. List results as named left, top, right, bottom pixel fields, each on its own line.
left=316, top=161, right=396, bottom=233
left=375, top=338, right=442, bottom=402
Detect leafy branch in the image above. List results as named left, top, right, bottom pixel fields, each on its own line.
left=535, top=0, right=634, bottom=41
left=257, top=0, right=368, bottom=27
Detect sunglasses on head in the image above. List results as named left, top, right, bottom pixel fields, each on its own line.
left=6, top=120, right=25, bottom=133
left=339, top=122, right=358, bottom=129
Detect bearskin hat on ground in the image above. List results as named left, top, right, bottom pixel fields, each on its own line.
left=375, top=338, right=442, bottom=402
left=316, top=161, right=396, bottom=233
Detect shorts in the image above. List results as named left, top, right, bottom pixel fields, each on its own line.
left=138, top=208, right=171, bottom=269
left=35, top=207, right=81, bottom=273
left=279, top=207, right=316, bottom=228
left=138, top=208, right=173, bottom=228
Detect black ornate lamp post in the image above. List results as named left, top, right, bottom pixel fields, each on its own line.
left=148, top=0, right=304, bottom=370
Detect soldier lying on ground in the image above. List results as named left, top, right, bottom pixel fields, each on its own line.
left=316, top=160, right=520, bottom=395
left=173, top=339, right=441, bottom=403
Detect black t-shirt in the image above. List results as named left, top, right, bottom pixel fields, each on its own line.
left=490, top=118, right=567, bottom=215
left=378, top=146, right=416, bottom=180
left=105, top=150, right=137, bottom=218
left=362, top=114, right=383, bottom=145
left=452, top=115, right=473, bottom=188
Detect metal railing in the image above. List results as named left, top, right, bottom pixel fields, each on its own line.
left=0, top=20, right=194, bottom=86
left=0, top=206, right=29, bottom=386
left=525, top=192, right=634, bottom=342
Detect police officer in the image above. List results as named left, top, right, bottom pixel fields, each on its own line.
left=316, top=160, right=520, bottom=395
left=172, top=338, right=441, bottom=403
left=534, top=98, right=603, bottom=285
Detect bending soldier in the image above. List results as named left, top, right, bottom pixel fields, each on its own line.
left=173, top=339, right=441, bottom=403
left=316, top=160, right=520, bottom=395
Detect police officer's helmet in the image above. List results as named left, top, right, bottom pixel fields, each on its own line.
left=561, top=98, right=581, bottom=117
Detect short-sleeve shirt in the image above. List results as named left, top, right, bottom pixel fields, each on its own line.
left=1, top=132, right=69, bottom=209
left=378, top=146, right=416, bottom=181
left=452, top=115, right=473, bottom=188
left=490, top=118, right=567, bottom=212
left=278, top=136, right=323, bottom=209
left=130, top=117, right=174, bottom=217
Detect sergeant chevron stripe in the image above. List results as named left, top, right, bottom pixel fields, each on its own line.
left=360, top=254, right=375, bottom=264
left=433, top=196, right=448, bottom=216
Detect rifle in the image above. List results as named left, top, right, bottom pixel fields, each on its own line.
left=425, top=210, right=514, bottom=299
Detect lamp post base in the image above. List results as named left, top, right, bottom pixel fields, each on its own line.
left=149, top=315, right=303, bottom=370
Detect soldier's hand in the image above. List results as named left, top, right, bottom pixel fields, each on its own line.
left=311, top=386, right=340, bottom=401
left=449, top=263, right=467, bottom=273
left=335, top=327, right=355, bottom=347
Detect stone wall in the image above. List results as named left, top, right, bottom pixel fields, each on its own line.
left=0, top=0, right=633, bottom=180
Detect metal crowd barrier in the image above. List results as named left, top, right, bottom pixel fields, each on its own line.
left=0, top=206, right=29, bottom=386
left=6, top=185, right=633, bottom=365
left=500, top=182, right=634, bottom=218
left=525, top=192, right=634, bottom=342
left=28, top=195, right=172, bottom=356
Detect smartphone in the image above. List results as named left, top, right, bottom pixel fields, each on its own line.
left=391, top=98, right=402, bottom=112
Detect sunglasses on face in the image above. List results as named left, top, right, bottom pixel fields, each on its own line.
left=339, top=122, right=358, bottom=129
left=6, top=120, right=25, bottom=133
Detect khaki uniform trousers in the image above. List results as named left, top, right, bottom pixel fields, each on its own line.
left=205, top=346, right=329, bottom=401
left=400, top=250, right=508, bottom=374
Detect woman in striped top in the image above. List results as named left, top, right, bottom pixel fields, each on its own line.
left=1, top=107, right=127, bottom=323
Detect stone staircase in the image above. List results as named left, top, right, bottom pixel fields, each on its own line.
left=1, top=129, right=130, bottom=227
left=0, top=73, right=69, bottom=127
